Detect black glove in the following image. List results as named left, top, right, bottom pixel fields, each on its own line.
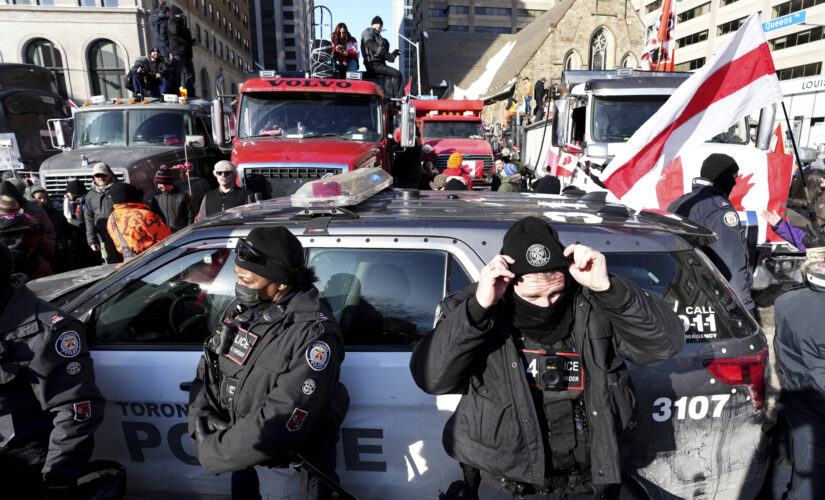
left=392, top=49, right=401, bottom=57
left=195, top=415, right=230, bottom=444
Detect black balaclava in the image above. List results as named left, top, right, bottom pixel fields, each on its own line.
left=700, top=153, right=739, bottom=197
left=506, top=276, right=579, bottom=345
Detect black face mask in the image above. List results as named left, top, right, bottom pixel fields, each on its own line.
left=235, top=283, right=266, bottom=308
left=507, top=279, right=577, bottom=345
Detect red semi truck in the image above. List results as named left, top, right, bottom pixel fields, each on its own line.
left=211, top=74, right=415, bottom=197
left=415, top=99, right=495, bottom=189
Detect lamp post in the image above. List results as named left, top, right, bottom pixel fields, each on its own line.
left=395, top=31, right=428, bottom=96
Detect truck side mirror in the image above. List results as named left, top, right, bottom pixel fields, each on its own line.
left=185, top=135, right=205, bottom=148
left=48, top=118, right=72, bottom=151
left=211, top=100, right=225, bottom=148
left=400, top=97, right=416, bottom=148
left=798, top=146, right=817, bottom=164
left=755, top=104, right=776, bottom=150
left=551, top=99, right=569, bottom=148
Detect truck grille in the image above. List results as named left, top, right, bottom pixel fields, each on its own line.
left=244, top=166, right=343, bottom=179
left=436, top=154, right=494, bottom=173
left=42, top=173, right=126, bottom=197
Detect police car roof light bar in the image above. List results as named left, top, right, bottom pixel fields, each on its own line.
left=291, top=167, right=392, bottom=208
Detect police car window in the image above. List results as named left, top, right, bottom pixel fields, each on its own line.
left=308, top=248, right=463, bottom=349
left=605, top=251, right=756, bottom=343
left=88, top=248, right=235, bottom=345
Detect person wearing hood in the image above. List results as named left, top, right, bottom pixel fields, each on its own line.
left=668, top=154, right=755, bottom=312
left=410, top=217, right=684, bottom=498
left=360, top=16, right=402, bottom=98
left=0, top=194, right=53, bottom=279
left=84, top=162, right=122, bottom=264
left=188, top=227, right=349, bottom=499
left=149, top=166, right=193, bottom=233
left=2, top=178, right=56, bottom=249
left=167, top=4, right=197, bottom=96
left=106, top=183, right=171, bottom=259
left=149, top=0, right=171, bottom=59
left=27, top=185, right=71, bottom=273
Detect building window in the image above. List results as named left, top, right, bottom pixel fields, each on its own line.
left=517, top=9, right=545, bottom=17
left=474, top=26, right=511, bottom=33
left=102, top=0, right=117, bottom=6
left=219, top=41, right=223, bottom=57
left=78, top=0, right=95, bottom=5
left=720, top=0, right=739, bottom=5
left=448, top=6, right=469, bottom=14
left=87, top=39, right=125, bottom=99
left=204, top=31, right=209, bottom=47
left=676, top=2, right=710, bottom=22
left=209, top=4, right=214, bottom=21
left=590, top=28, right=608, bottom=71
left=283, top=0, right=292, bottom=5
left=717, top=17, right=746, bottom=36
left=621, top=53, right=636, bottom=68
left=200, top=68, right=209, bottom=99
left=645, top=0, right=662, bottom=14
left=428, top=8, right=446, bottom=17
left=284, top=24, right=295, bottom=33
left=283, top=11, right=294, bottom=20
left=564, top=52, right=579, bottom=70
left=285, top=51, right=296, bottom=60
left=774, top=0, right=825, bottom=18
left=676, top=30, right=708, bottom=48
left=777, top=61, right=822, bottom=80
left=24, top=38, right=68, bottom=97
left=286, top=64, right=297, bottom=71
left=771, top=26, right=825, bottom=50
left=285, top=38, right=295, bottom=46
left=196, top=24, right=202, bottom=44
left=447, top=25, right=469, bottom=32
left=674, top=57, right=705, bottom=71
left=474, top=7, right=511, bottom=16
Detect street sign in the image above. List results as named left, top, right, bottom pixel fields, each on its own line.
left=763, top=11, right=806, bottom=32
left=417, top=95, right=438, bottom=100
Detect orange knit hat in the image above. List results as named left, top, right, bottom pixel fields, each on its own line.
left=447, top=152, right=463, bottom=170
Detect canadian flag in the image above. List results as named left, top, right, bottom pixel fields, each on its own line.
left=462, top=160, right=485, bottom=179
left=602, top=12, right=784, bottom=211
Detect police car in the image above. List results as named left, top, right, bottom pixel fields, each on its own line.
left=27, top=169, right=768, bottom=499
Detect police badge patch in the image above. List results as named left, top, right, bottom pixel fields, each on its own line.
left=286, top=407, right=309, bottom=432
left=73, top=401, right=91, bottom=421
left=526, top=243, right=551, bottom=267
left=66, top=361, right=82, bottom=375
left=302, top=379, right=316, bottom=396
left=723, top=211, right=739, bottom=227
left=55, top=331, right=81, bottom=358
left=305, top=341, right=331, bottom=371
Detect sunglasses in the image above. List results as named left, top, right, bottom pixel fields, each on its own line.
left=215, top=170, right=234, bottom=176
left=236, top=238, right=267, bottom=265
left=93, top=173, right=109, bottom=178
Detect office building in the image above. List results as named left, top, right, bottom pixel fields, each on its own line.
left=248, top=0, right=312, bottom=72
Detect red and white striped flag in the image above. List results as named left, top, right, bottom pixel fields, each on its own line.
left=640, top=0, right=676, bottom=71
left=602, top=12, right=783, bottom=211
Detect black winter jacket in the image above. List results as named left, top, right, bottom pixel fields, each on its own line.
left=188, top=286, right=350, bottom=474
left=83, top=184, right=117, bottom=246
left=409, top=275, right=684, bottom=486
left=149, top=187, right=193, bottom=232
left=168, top=16, right=194, bottom=58
left=149, top=7, right=170, bottom=57
left=668, top=178, right=754, bottom=310
left=360, top=27, right=397, bottom=68
left=0, top=282, right=105, bottom=483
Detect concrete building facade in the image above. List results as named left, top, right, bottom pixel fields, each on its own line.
left=0, top=0, right=249, bottom=100
left=249, top=0, right=312, bottom=73
left=413, top=0, right=556, bottom=36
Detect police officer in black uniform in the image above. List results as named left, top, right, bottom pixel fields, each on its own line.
left=668, top=154, right=755, bottom=312
left=188, top=227, right=349, bottom=499
left=0, top=242, right=106, bottom=497
left=410, top=217, right=684, bottom=499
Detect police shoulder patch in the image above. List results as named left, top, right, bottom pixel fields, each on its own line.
left=73, top=401, right=91, bottom=421
left=286, top=407, right=309, bottom=432
left=723, top=211, right=739, bottom=227
left=306, top=341, right=331, bottom=371
left=301, top=379, right=316, bottom=396
left=55, top=331, right=81, bottom=358
left=66, top=361, right=82, bottom=375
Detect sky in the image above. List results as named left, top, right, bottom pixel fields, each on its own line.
left=321, top=0, right=396, bottom=68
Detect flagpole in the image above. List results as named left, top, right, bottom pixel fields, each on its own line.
left=781, top=101, right=823, bottom=236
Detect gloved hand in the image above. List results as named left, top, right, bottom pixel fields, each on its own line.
left=392, top=48, right=401, bottom=57
left=195, top=415, right=230, bottom=444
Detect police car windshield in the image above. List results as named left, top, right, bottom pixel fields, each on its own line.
left=75, top=109, right=192, bottom=148
left=237, top=93, right=383, bottom=141
left=421, top=121, right=485, bottom=140
left=591, top=95, right=668, bottom=143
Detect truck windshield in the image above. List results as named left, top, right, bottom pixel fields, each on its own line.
left=591, top=95, right=669, bottom=142
left=76, top=109, right=193, bottom=148
left=422, top=121, right=484, bottom=140
left=238, top=92, right=383, bottom=142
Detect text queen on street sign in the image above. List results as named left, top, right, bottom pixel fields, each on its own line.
left=763, top=11, right=806, bottom=33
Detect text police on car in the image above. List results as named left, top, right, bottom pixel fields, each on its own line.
left=0, top=242, right=106, bottom=496
left=188, top=227, right=349, bottom=498
left=410, top=217, right=685, bottom=498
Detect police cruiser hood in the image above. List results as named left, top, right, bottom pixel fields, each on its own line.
left=27, top=264, right=118, bottom=303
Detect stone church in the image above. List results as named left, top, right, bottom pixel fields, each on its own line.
left=420, top=0, right=648, bottom=124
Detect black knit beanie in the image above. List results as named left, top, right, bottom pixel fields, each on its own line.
left=501, top=216, right=572, bottom=276
left=371, top=16, right=383, bottom=26
left=700, top=154, right=738, bottom=196
left=109, top=183, right=141, bottom=204
left=235, top=227, right=305, bottom=284
left=66, top=180, right=87, bottom=197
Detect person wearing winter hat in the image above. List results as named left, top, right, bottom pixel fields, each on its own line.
left=188, top=226, right=349, bottom=498
left=410, top=216, right=684, bottom=499
left=668, top=154, right=754, bottom=312
left=442, top=152, right=473, bottom=188
left=62, top=180, right=99, bottom=269
left=360, top=15, right=403, bottom=98
left=84, top=162, right=122, bottom=264
left=168, top=3, right=197, bottom=97
left=0, top=194, right=53, bottom=279
left=1, top=180, right=56, bottom=249
left=149, top=165, right=193, bottom=233
left=27, top=185, right=73, bottom=273
left=197, top=161, right=250, bottom=220
left=533, top=175, right=561, bottom=195
left=106, top=183, right=171, bottom=258
left=497, top=162, right=522, bottom=192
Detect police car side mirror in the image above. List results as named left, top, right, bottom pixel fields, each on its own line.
left=185, top=135, right=205, bottom=148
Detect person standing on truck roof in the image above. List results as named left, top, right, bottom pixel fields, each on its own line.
left=168, top=5, right=196, bottom=97
left=84, top=162, right=123, bottom=265
left=331, top=23, right=359, bottom=79
left=410, top=217, right=684, bottom=499
left=667, top=154, right=755, bottom=312
left=197, top=161, right=249, bottom=220
left=150, top=0, right=171, bottom=59
left=521, top=77, right=532, bottom=120
left=149, top=166, right=193, bottom=233
left=361, top=16, right=403, bottom=99
left=0, top=241, right=107, bottom=497
left=106, top=183, right=172, bottom=259
left=533, top=77, right=547, bottom=120
left=188, top=227, right=349, bottom=499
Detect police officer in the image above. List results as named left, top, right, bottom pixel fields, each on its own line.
left=766, top=246, right=825, bottom=500
left=0, top=242, right=105, bottom=496
left=188, top=227, right=349, bottom=499
left=410, top=217, right=684, bottom=498
left=668, top=154, right=755, bottom=312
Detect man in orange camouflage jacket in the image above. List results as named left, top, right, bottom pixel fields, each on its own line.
left=106, top=183, right=171, bottom=257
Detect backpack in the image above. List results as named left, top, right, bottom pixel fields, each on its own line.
left=124, top=72, right=135, bottom=93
